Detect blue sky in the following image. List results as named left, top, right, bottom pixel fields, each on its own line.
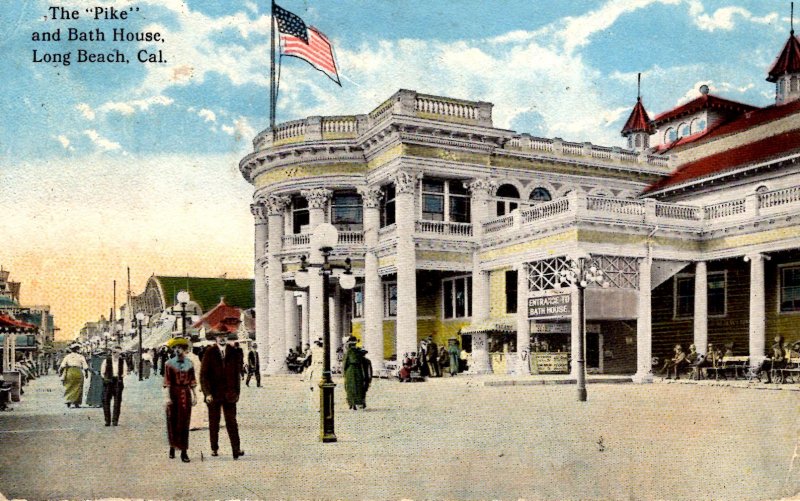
left=0, top=0, right=793, bottom=337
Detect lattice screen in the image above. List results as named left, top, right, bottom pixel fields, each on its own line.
left=527, top=256, right=571, bottom=292
left=587, top=255, right=639, bottom=289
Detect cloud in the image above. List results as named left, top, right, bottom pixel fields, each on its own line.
left=98, top=95, right=174, bottom=116
left=55, top=135, right=75, bottom=151
left=222, top=117, right=256, bottom=141
left=83, top=129, right=122, bottom=152
left=688, top=1, right=779, bottom=32
left=198, top=108, right=217, bottom=122
left=76, top=103, right=96, bottom=120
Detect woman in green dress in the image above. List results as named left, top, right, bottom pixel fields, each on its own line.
left=447, top=339, right=460, bottom=376
left=59, top=344, right=89, bottom=408
left=85, top=350, right=105, bottom=407
left=343, top=341, right=365, bottom=410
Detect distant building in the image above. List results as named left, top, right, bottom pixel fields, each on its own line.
left=0, top=267, right=55, bottom=351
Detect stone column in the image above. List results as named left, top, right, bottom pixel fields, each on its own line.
left=693, top=261, right=708, bottom=355
left=302, top=188, right=332, bottom=367
left=285, top=290, right=299, bottom=354
left=633, top=256, right=653, bottom=383
left=265, top=194, right=290, bottom=374
left=466, top=177, right=495, bottom=374
left=301, top=292, right=310, bottom=346
left=516, top=264, right=531, bottom=375
left=746, top=253, right=767, bottom=367
left=394, top=170, right=419, bottom=359
left=330, top=284, right=343, bottom=365
left=357, top=185, right=384, bottom=370
left=250, top=201, right=270, bottom=373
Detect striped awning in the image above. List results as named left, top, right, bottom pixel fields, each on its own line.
left=460, top=319, right=515, bottom=335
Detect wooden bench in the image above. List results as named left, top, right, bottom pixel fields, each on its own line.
left=706, top=356, right=749, bottom=380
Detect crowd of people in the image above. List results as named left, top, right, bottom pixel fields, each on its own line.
left=398, top=336, right=464, bottom=382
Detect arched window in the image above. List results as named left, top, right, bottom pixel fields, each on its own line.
left=665, top=127, right=677, bottom=143
left=529, top=187, right=552, bottom=203
left=495, top=184, right=520, bottom=216
left=755, top=185, right=769, bottom=194
left=691, top=118, right=706, bottom=134
left=792, top=76, right=800, bottom=93
left=634, top=135, right=643, bottom=147
left=678, top=122, right=690, bottom=138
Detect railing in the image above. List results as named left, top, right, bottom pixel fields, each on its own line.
left=274, top=120, right=306, bottom=141
left=369, top=97, right=395, bottom=123
left=759, top=185, right=800, bottom=209
left=483, top=214, right=514, bottom=234
left=562, top=142, right=583, bottom=156
left=591, top=146, right=613, bottom=160
left=586, top=196, right=644, bottom=215
left=415, top=96, right=478, bottom=121
left=521, top=198, right=571, bottom=223
left=282, top=233, right=310, bottom=247
left=337, top=231, right=364, bottom=245
left=647, top=155, right=670, bottom=168
left=321, top=116, right=357, bottom=135
left=415, top=220, right=473, bottom=237
left=378, top=223, right=396, bottom=237
left=503, top=135, right=671, bottom=170
left=705, top=199, right=746, bottom=220
left=655, top=202, right=703, bottom=221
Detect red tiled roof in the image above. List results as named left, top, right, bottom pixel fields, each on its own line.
left=621, top=98, right=652, bottom=135
left=0, top=314, right=37, bottom=331
left=652, top=94, right=758, bottom=126
left=645, top=129, right=800, bottom=193
left=192, top=298, right=241, bottom=331
left=767, top=33, right=800, bottom=82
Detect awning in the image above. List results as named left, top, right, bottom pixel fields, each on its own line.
left=459, top=319, right=516, bottom=335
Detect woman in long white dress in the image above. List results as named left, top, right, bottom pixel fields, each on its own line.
left=305, top=339, right=324, bottom=412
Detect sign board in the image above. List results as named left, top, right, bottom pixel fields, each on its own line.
left=532, top=352, right=569, bottom=373
left=531, top=322, right=601, bottom=334
left=528, top=293, right=571, bottom=319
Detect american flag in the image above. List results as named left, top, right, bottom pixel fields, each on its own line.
left=273, top=3, right=340, bottom=85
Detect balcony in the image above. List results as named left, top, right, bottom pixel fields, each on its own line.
left=481, top=185, right=800, bottom=238
left=280, top=230, right=364, bottom=252
left=415, top=220, right=473, bottom=237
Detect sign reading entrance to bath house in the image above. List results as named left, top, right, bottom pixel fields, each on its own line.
left=528, top=293, right=572, bottom=319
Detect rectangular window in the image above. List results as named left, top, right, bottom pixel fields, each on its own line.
left=384, top=282, right=397, bottom=318
left=506, top=270, right=518, bottom=314
left=331, top=193, right=363, bottom=226
left=292, top=197, right=309, bottom=234
left=381, top=184, right=395, bottom=227
left=352, top=285, right=364, bottom=319
left=443, top=276, right=472, bottom=319
left=708, top=272, right=726, bottom=316
left=674, top=271, right=727, bottom=318
left=449, top=180, right=471, bottom=223
left=781, top=266, right=800, bottom=312
left=422, top=178, right=445, bottom=221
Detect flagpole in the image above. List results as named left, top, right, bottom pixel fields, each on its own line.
left=270, top=0, right=276, bottom=131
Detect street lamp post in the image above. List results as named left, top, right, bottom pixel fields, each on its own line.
left=557, top=255, right=608, bottom=402
left=176, top=290, right=190, bottom=338
left=136, top=312, right=145, bottom=381
left=294, top=223, right=356, bottom=443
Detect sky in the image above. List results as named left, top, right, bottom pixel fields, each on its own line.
left=0, top=0, right=793, bottom=340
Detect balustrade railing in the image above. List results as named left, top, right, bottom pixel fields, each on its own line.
left=483, top=214, right=514, bottom=233
left=655, top=202, right=703, bottom=220
left=705, top=199, right=746, bottom=220
left=415, top=220, right=473, bottom=237
left=337, top=231, right=364, bottom=245
left=586, top=196, right=644, bottom=215
left=282, top=233, right=310, bottom=247
left=759, top=185, right=800, bottom=209
left=274, top=120, right=306, bottom=141
left=562, top=142, right=583, bottom=155
left=415, top=96, right=478, bottom=121
left=521, top=198, right=571, bottom=223
left=322, top=117, right=357, bottom=135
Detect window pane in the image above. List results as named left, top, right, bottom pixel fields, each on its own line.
left=529, top=187, right=552, bottom=202
left=467, top=276, right=472, bottom=317
left=333, top=206, right=363, bottom=224
left=449, top=180, right=468, bottom=195
left=352, top=286, right=363, bottom=318
left=443, top=281, right=453, bottom=319
left=497, top=201, right=506, bottom=216
left=455, top=278, right=466, bottom=318
left=293, top=210, right=309, bottom=234
left=781, top=268, right=800, bottom=312
left=386, top=284, right=398, bottom=317
left=449, top=196, right=470, bottom=223
left=708, top=273, right=725, bottom=316
left=676, top=277, right=694, bottom=317
left=506, top=270, right=517, bottom=314
left=423, top=179, right=444, bottom=193
left=385, top=201, right=395, bottom=226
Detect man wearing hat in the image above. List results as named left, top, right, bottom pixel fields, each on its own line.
left=246, top=342, right=261, bottom=388
left=200, top=323, right=245, bottom=459
left=99, top=344, right=128, bottom=426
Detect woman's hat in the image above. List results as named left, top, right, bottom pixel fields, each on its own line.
left=166, top=337, right=189, bottom=349
left=69, top=343, right=81, bottom=351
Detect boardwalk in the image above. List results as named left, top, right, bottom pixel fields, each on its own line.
left=0, top=373, right=798, bottom=500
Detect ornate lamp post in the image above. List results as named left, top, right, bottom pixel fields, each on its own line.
left=294, top=223, right=356, bottom=443
left=135, top=312, right=145, bottom=381
left=176, top=290, right=191, bottom=338
left=557, top=255, right=608, bottom=402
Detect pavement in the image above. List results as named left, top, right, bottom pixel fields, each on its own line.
left=0, top=371, right=798, bottom=501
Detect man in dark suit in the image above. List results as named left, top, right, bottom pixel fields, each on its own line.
left=200, top=326, right=245, bottom=459
left=246, top=343, right=261, bottom=387
left=100, top=345, right=128, bottom=427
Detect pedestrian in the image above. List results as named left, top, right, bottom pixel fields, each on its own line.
left=343, top=339, right=366, bottom=410
left=447, top=338, right=460, bottom=376
left=246, top=343, right=261, bottom=387
left=159, top=347, right=169, bottom=376
left=85, top=349, right=105, bottom=408
left=100, top=344, right=128, bottom=426
left=58, top=343, right=89, bottom=408
left=184, top=338, right=207, bottom=432
left=163, top=336, right=198, bottom=463
left=426, top=335, right=441, bottom=377
left=141, top=349, right=152, bottom=379
left=305, top=339, right=324, bottom=411
left=200, top=327, right=245, bottom=460
left=360, top=348, right=373, bottom=407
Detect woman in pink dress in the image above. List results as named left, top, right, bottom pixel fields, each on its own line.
left=163, top=337, right=197, bottom=463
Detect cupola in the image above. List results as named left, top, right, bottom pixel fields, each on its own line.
left=620, top=73, right=653, bottom=152
left=767, top=3, right=800, bottom=105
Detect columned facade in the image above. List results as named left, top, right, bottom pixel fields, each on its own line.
left=394, top=170, right=418, bottom=359
left=285, top=290, right=299, bottom=354
left=302, top=188, right=332, bottom=367
left=358, top=186, right=384, bottom=370
left=633, top=256, right=653, bottom=383
left=515, top=263, right=530, bottom=375
left=265, top=195, right=289, bottom=375
left=693, top=261, right=708, bottom=355
left=250, top=201, right=270, bottom=373
left=747, top=253, right=767, bottom=367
